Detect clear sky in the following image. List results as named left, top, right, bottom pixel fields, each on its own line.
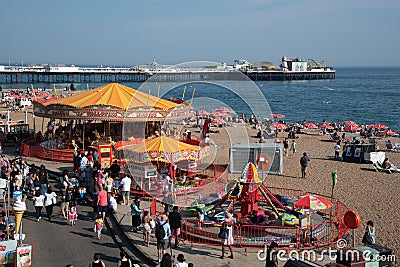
left=0, top=0, right=399, bottom=67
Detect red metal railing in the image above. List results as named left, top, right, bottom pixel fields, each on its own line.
left=148, top=186, right=352, bottom=252
left=21, top=142, right=74, bottom=162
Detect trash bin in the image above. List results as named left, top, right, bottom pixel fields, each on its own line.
left=283, top=258, right=323, bottom=267
left=367, top=244, right=393, bottom=267
left=336, top=248, right=367, bottom=267
left=355, top=246, right=379, bottom=267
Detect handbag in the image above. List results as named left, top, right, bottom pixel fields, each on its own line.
left=52, top=196, right=57, bottom=205
left=218, top=225, right=229, bottom=239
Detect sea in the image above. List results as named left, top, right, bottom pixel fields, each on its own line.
left=2, top=67, right=400, bottom=132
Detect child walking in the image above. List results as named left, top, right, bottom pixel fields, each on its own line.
left=94, top=214, right=104, bottom=240
left=68, top=202, right=78, bottom=225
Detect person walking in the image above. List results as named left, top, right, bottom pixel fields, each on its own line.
left=44, top=187, right=57, bottom=221
left=156, top=214, right=171, bottom=262
left=300, top=152, right=310, bottom=179
left=142, top=209, right=153, bottom=246
left=334, top=142, right=341, bottom=161
left=168, top=206, right=183, bottom=249
left=38, top=165, right=49, bottom=196
left=97, top=185, right=108, bottom=221
left=88, top=253, right=106, bottom=267
left=60, top=185, right=71, bottom=219
left=32, top=190, right=45, bottom=222
left=68, top=202, right=78, bottom=225
left=362, top=220, right=376, bottom=245
left=283, top=138, right=289, bottom=156
left=117, top=251, right=132, bottom=267
left=94, top=214, right=104, bottom=240
left=265, top=241, right=279, bottom=267
left=130, top=198, right=141, bottom=232
left=290, top=140, right=297, bottom=154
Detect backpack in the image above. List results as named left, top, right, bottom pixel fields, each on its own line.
left=155, top=222, right=166, bottom=240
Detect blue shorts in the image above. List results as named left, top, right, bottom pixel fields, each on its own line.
left=98, top=205, right=108, bottom=213
left=121, top=191, right=130, bottom=197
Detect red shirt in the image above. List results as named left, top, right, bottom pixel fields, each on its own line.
left=97, top=189, right=108, bottom=206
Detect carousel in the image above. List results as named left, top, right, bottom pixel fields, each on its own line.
left=22, top=83, right=192, bottom=164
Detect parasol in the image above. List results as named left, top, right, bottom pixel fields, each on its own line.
left=270, top=113, right=285, bottom=119
left=271, top=123, right=287, bottom=130
left=344, top=125, right=361, bottom=132
left=373, top=124, right=388, bottom=129
left=303, top=122, right=319, bottom=129
left=294, top=194, right=333, bottom=210
left=343, top=120, right=356, bottom=125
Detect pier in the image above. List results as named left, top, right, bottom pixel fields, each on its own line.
left=0, top=65, right=335, bottom=84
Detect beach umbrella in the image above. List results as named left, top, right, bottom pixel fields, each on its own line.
left=198, top=110, right=210, bottom=115
left=319, top=124, right=334, bottom=130
left=343, top=120, right=356, bottom=125
left=220, top=113, right=231, bottom=117
left=373, top=124, right=388, bottom=129
left=270, top=113, right=285, bottom=119
left=382, top=129, right=398, bottom=136
left=303, top=122, right=318, bottom=129
left=211, top=118, right=226, bottom=125
left=212, top=111, right=225, bottom=117
left=271, top=123, right=287, bottom=130
left=294, top=194, right=333, bottom=210
left=344, top=125, right=361, bottom=131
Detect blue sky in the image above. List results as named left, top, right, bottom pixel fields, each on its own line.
left=0, top=0, right=399, bottom=67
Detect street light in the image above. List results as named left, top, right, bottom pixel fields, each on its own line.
left=259, top=157, right=265, bottom=181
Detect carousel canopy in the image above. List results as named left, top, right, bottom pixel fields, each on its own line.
left=33, top=83, right=191, bottom=122
left=119, top=136, right=207, bottom=163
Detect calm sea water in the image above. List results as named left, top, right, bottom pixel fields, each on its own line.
left=2, top=67, right=400, bottom=132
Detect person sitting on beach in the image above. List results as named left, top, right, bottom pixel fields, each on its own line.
left=382, top=158, right=398, bottom=171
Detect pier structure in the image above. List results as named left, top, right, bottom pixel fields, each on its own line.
left=0, top=65, right=335, bottom=84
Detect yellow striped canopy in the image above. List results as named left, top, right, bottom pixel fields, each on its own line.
left=120, top=136, right=206, bottom=163
left=41, top=83, right=178, bottom=111
left=119, top=136, right=200, bottom=153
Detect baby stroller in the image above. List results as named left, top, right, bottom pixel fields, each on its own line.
left=76, top=186, right=89, bottom=205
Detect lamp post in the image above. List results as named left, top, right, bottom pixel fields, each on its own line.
left=259, top=157, right=265, bottom=180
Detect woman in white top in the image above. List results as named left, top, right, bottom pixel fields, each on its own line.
left=32, top=191, right=45, bottom=221
left=175, top=254, right=188, bottom=267
left=44, top=187, right=57, bottom=222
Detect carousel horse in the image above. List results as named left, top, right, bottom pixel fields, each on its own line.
left=71, top=139, right=79, bottom=150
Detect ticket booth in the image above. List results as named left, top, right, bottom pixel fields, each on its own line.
left=98, top=144, right=113, bottom=169
left=126, top=162, right=157, bottom=192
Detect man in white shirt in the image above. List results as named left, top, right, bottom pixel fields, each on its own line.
left=108, top=192, right=118, bottom=213
left=334, top=142, right=341, bottom=161
left=119, top=174, right=132, bottom=205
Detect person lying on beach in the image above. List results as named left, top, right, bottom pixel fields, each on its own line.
left=382, top=158, right=400, bottom=172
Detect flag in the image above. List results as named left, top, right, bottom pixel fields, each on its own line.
left=332, top=170, right=338, bottom=188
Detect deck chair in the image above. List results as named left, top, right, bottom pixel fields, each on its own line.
left=395, top=143, right=400, bottom=152
left=372, top=162, right=392, bottom=174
